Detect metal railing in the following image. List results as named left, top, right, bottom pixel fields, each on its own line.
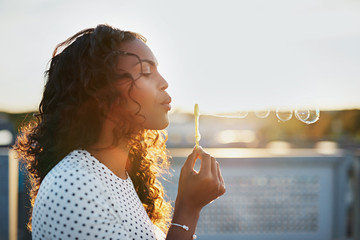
left=163, top=148, right=354, bottom=240
left=0, top=147, right=357, bottom=240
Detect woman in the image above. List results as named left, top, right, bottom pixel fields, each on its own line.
left=15, top=24, right=225, bottom=240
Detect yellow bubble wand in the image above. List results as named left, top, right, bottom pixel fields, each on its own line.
left=194, top=104, right=201, bottom=148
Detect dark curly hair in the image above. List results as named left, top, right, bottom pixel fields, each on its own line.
left=14, top=24, right=172, bottom=232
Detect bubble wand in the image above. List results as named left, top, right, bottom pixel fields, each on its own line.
left=194, top=104, right=201, bottom=148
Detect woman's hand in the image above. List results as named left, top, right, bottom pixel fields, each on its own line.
left=175, top=146, right=226, bottom=213
left=166, top=146, right=225, bottom=240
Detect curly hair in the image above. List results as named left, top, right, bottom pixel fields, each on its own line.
left=13, top=24, right=172, bottom=233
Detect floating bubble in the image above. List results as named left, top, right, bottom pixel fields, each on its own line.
left=276, top=107, right=293, bottom=122
left=214, top=111, right=248, bottom=119
left=202, top=106, right=319, bottom=124
left=299, top=108, right=320, bottom=124
left=254, top=109, right=271, bottom=119
left=295, top=109, right=310, bottom=121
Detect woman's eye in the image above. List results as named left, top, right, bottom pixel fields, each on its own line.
left=142, top=70, right=152, bottom=75
left=141, top=62, right=156, bottom=76
left=142, top=67, right=152, bottom=75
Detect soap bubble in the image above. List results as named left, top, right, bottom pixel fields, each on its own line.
left=205, top=106, right=319, bottom=124
left=276, top=107, right=293, bottom=122
left=295, top=109, right=310, bottom=121
left=215, top=111, right=248, bottom=119
left=299, top=108, right=320, bottom=124
left=255, top=109, right=271, bottom=119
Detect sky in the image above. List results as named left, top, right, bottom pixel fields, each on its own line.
left=0, top=0, right=360, bottom=114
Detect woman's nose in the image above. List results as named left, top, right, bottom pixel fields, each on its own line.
left=159, top=74, right=168, bottom=91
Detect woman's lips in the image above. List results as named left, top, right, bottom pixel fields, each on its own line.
left=161, top=103, right=171, bottom=111
left=161, top=96, right=172, bottom=111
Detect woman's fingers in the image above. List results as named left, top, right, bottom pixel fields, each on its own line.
left=177, top=146, right=226, bottom=211
left=197, top=146, right=212, bottom=175
left=217, top=162, right=226, bottom=196
left=211, top=157, right=218, bottom=179
left=196, top=147, right=223, bottom=198
left=182, top=147, right=197, bottom=171
left=196, top=147, right=220, bottom=187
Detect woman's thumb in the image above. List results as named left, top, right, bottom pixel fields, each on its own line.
left=183, top=146, right=198, bottom=170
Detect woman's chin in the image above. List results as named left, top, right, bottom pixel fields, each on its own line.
left=145, top=118, right=170, bottom=130
left=159, top=116, right=170, bottom=129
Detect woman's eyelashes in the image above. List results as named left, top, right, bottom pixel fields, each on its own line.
left=142, top=71, right=152, bottom=76
left=139, top=60, right=159, bottom=77
left=142, top=65, right=154, bottom=76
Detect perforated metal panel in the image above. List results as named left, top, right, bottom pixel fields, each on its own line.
left=162, top=148, right=351, bottom=240
left=202, top=175, right=319, bottom=234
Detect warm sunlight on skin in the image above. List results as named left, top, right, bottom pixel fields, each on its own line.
left=111, top=39, right=171, bottom=130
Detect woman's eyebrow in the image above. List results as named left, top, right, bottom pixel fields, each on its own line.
left=131, top=59, right=158, bottom=68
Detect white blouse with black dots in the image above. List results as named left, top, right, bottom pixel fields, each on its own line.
left=32, top=149, right=166, bottom=240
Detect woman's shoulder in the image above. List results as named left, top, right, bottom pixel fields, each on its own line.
left=37, top=149, right=129, bottom=201
left=36, top=150, right=101, bottom=199
left=36, top=149, right=113, bottom=204
left=32, top=149, right=135, bottom=239
left=44, top=149, right=98, bottom=183
left=33, top=150, right=115, bottom=221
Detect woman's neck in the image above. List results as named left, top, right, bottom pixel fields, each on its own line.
left=88, top=145, right=129, bottom=179
left=87, top=117, right=130, bottom=180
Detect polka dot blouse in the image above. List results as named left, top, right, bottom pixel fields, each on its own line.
left=32, top=149, right=166, bottom=240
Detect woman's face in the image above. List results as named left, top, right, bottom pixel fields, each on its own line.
left=112, top=39, right=171, bottom=130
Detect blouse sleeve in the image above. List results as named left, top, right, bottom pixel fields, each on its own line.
left=32, top=168, right=132, bottom=240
